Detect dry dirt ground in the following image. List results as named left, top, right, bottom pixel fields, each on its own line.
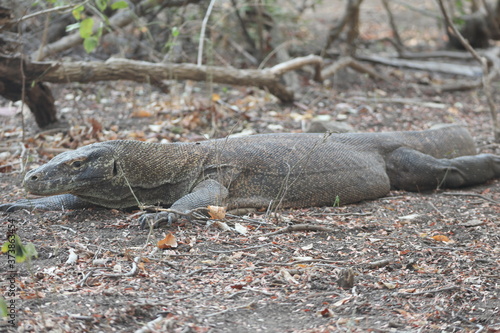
left=1, top=2, right=500, bottom=333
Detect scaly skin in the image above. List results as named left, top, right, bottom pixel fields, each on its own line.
left=1, top=125, right=499, bottom=227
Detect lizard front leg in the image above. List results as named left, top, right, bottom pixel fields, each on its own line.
left=140, top=179, right=229, bottom=229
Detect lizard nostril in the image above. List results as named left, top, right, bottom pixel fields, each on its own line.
left=30, top=175, right=39, bottom=181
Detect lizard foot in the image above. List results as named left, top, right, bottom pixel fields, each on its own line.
left=139, top=212, right=179, bottom=229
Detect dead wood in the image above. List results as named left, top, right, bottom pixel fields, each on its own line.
left=321, top=56, right=388, bottom=82
left=11, top=55, right=322, bottom=103
left=442, top=192, right=500, bottom=205
left=322, top=0, right=364, bottom=56
left=437, top=0, right=500, bottom=142
left=253, top=223, right=336, bottom=238
left=358, top=54, right=483, bottom=77
left=381, top=0, right=404, bottom=52
left=397, top=285, right=460, bottom=297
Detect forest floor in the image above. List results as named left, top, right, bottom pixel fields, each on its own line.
left=1, top=1, right=500, bottom=332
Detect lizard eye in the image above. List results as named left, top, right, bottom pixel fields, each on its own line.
left=71, top=160, right=83, bottom=168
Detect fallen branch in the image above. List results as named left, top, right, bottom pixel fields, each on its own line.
left=358, top=54, right=482, bottom=77
left=3, top=55, right=323, bottom=103
left=252, top=223, right=336, bottom=238
left=206, top=244, right=272, bottom=253
left=442, top=192, right=499, bottom=205
left=310, top=211, right=372, bottom=217
left=350, top=96, right=446, bottom=108
left=321, top=56, right=388, bottom=81
left=397, top=285, right=459, bottom=297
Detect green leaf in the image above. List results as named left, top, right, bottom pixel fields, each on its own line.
left=1, top=241, right=9, bottom=253
left=79, top=18, right=94, bottom=38
left=0, top=298, right=7, bottom=318
left=66, top=22, right=80, bottom=33
left=24, top=243, right=38, bottom=259
left=1, top=234, right=38, bottom=263
left=172, top=26, right=180, bottom=37
left=83, top=36, right=99, bottom=53
left=72, top=5, right=84, bottom=20
left=95, top=0, right=108, bottom=12
left=333, top=195, right=340, bottom=207
left=111, top=0, right=129, bottom=9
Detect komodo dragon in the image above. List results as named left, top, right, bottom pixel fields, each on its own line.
left=1, top=125, right=499, bottom=227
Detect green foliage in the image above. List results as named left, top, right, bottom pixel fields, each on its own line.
left=162, top=27, right=181, bottom=54
left=2, top=234, right=38, bottom=264
left=111, top=0, right=128, bottom=10
left=0, top=297, right=7, bottom=318
left=53, top=0, right=129, bottom=53
left=333, top=195, right=340, bottom=207
left=95, top=0, right=108, bottom=12
left=171, top=26, right=180, bottom=38
left=79, top=17, right=94, bottom=38
left=72, top=4, right=84, bottom=20
left=83, top=35, right=99, bottom=53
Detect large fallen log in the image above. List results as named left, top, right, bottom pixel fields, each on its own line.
left=0, top=54, right=323, bottom=127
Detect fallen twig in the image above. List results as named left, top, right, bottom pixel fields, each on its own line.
left=252, top=223, right=336, bottom=238
left=52, top=225, right=77, bottom=233
left=134, top=314, right=170, bottom=333
left=227, top=288, right=274, bottom=299
left=204, top=301, right=257, bottom=317
left=396, top=285, right=459, bottom=297
left=97, top=256, right=140, bottom=278
left=206, top=244, right=272, bottom=254
left=321, top=56, right=389, bottom=81
left=366, top=258, right=393, bottom=269
left=428, top=202, right=445, bottom=218
left=310, top=211, right=372, bottom=217
left=76, top=268, right=100, bottom=288
left=225, top=213, right=272, bottom=225
left=442, top=192, right=499, bottom=205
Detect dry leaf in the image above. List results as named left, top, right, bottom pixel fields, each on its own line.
left=157, top=232, right=178, bottom=249
left=234, top=223, right=248, bottom=235
left=301, top=243, right=313, bottom=250
left=65, top=249, right=78, bottom=265
left=378, top=281, right=397, bottom=289
left=292, top=256, right=313, bottom=261
left=332, top=296, right=353, bottom=307
left=211, top=221, right=232, bottom=231
left=431, top=235, right=450, bottom=242
left=131, top=109, right=153, bottom=118
left=280, top=268, right=299, bottom=284
left=399, top=288, right=416, bottom=293
left=208, top=205, right=227, bottom=219
left=320, top=308, right=333, bottom=317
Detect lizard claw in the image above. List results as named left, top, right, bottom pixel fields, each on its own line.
left=139, top=212, right=179, bottom=229
left=0, top=200, right=38, bottom=212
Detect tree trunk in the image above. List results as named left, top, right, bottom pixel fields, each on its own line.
left=0, top=56, right=58, bottom=128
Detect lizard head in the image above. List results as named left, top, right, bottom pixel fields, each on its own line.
left=23, top=143, right=119, bottom=196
